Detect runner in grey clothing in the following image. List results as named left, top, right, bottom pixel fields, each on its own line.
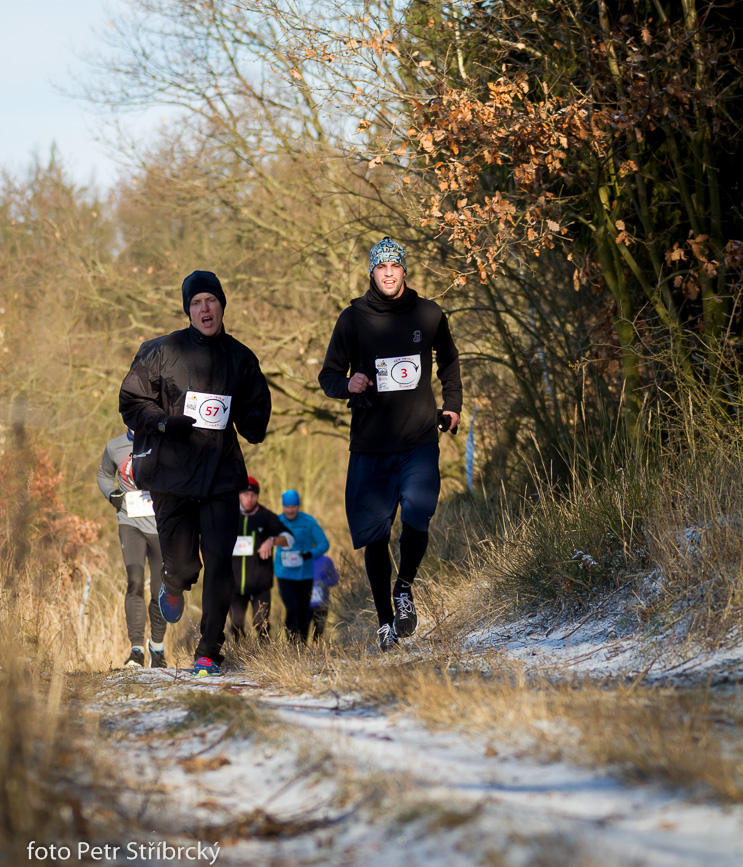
left=97, top=429, right=168, bottom=668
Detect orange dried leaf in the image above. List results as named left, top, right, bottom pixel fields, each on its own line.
left=420, top=133, right=434, bottom=153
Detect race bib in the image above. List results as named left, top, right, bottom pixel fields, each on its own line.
left=375, top=354, right=421, bottom=392
left=125, top=490, right=155, bottom=518
left=184, top=391, right=232, bottom=430
left=281, top=550, right=304, bottom=568
left=232, top=535, right=254, bottom=556
left=310, top=586, right=323, bottom=606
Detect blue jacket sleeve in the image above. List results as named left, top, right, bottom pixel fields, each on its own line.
left=308, top=517, right=330, bottom=558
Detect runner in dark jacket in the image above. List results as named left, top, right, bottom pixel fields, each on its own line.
left=230, top=476, right=293, bottom=642
left=318, top=237, right=462, bottom=651
left=119, top=270, right=271, bottom=676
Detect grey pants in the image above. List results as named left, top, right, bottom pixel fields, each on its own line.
left=118, top=523, right=166, bottom=646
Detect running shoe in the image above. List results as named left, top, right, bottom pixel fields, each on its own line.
left=158, top=585, right=184, bottom=623
left=148, top=642, right=167, bottom=669
left=377, top=622, right=399, bottom=652
left=191, top=657, right=222, bottom=677
left=393, top=582, right=418, bottom=637
left=124, top=647, right=145, bottom=668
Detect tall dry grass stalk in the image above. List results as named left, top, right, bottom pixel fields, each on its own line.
left=427, top=353, right=743, bottom=651
left=0, top=585, right=135, bottom=861
left=0, top=432, right=148, bottom=857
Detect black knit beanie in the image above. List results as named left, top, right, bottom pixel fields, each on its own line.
left=181, top=270, right=227, bottom=316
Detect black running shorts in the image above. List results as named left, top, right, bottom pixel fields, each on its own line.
left=345, top=443, right=441, bottom=549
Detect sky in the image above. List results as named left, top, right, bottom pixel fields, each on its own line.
left=2, top=0, right=150, bottom=190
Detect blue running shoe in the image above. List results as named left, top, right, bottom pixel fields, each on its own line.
left=158, top=585, right=184, bottom=623
left=191, top=657, right=222, bottom=677
left=124, top=647, right=145, bottom=668
left=148, top=641, right=168, bottom=669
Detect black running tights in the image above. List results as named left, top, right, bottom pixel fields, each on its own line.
left=364, top=523, right=428, bottom=626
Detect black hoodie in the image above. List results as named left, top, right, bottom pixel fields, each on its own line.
left=318, top=285, right=462, bottom=454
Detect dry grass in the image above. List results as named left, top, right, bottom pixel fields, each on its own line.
left=174, top=689, right=270, bottom=739
left=230, top=610, right=743, bottom=804
left=0, top=438, right=168, bottom=857
left=643, top=449, right=743, bottom=643
left=445, top=413, right=743, bottom=654
left=394, top=664, right=743, bottom=802
left=0, top=624, right=135, bottom=862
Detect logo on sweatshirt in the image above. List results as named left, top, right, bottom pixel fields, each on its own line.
left=413, top=330, right=422, bottom=343
left=121, top=456, right=135, bottom=487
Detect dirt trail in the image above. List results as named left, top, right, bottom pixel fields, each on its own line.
left=85, top=654, right=743, bottom=867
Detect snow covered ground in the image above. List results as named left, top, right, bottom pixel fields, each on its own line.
left=463, top=585, right=743, bottom=687
left=80, top=597, right=743, bottom=867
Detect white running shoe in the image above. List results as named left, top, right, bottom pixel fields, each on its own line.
left=393, top=585, right=418, bottom=637
left=377, top=622, right=399, bottom=652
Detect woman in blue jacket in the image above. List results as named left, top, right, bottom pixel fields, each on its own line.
left=274, top=489, right=329, bottom=641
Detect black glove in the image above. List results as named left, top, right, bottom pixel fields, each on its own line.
left=301, top=551, right=313, bottom=561
left=160, top=414, right=196, bottom=441
left=347, top=393, right=374, bottom=410
left=437, top=410, right=459, bottom=435
left=347, top=373, right=375, bottom=410
left=109, top=490, right=126, bottom=511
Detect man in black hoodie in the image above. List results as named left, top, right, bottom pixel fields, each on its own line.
left=318, top=238, right=462, bottom=651
left=119, top=270, right=271, bottom=676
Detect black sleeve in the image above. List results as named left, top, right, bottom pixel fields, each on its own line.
left=275, top=519, right=295, bottom=545
left=433, top=312, right=462, bottom=414
left=119, top=340, right=167, bottom=434
left=232, top=351, right=272, bottom=444
left=318, top=310, right=354, bottom=400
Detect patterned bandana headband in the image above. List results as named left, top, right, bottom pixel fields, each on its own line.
left=369, top=237, right=407, bottom=274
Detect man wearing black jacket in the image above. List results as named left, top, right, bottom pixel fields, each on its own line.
left=119, top=270, right=271, bottom=676
left=318, top=238, right=462, bottom=651
left=230, top=476, right=294, bottom=643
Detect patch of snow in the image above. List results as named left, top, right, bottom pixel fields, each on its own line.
left=82, top=663, right=743, bottom=867
left=462, top=585, right=743, bottom=687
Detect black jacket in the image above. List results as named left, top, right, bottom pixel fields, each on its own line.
left=119, top=325, right=271, bottom=498
left=318, top=287, right=462, bottom=454
left=232, top=504, right=292, bottom=595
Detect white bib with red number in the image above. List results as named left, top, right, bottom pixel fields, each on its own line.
left=281, top=550, right=304, bottom=568
left=184, top=391, right=232, bottom=430
left=375, top=354, right=421, bottom=392
left=232, top=535, right=254, bottom=556
left=125, top=490, right=155, bottom=518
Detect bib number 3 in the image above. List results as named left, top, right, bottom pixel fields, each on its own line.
left=375, top=354, right=421, bottom=392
